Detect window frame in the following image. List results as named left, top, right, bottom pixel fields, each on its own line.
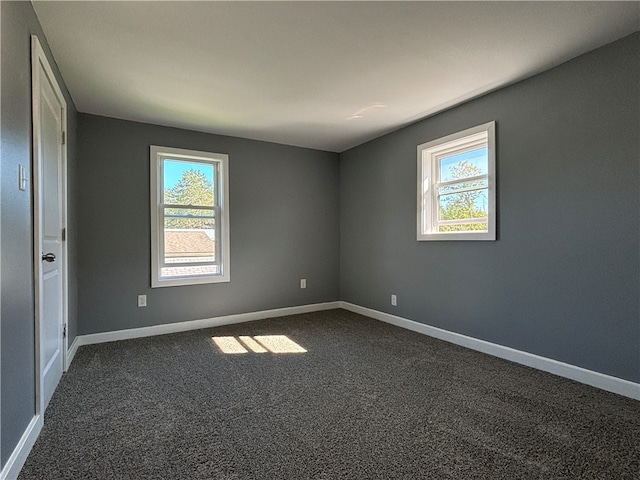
left=150, top=145, right=230, bottom=287
left=417, top=121, right=496, bottom=241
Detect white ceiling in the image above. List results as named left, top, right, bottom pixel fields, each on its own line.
left=32, top=1, right=639, bottom=152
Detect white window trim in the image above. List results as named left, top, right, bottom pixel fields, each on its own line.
left=150, top=145, right=230, bottom=287
left=417, top=121, right=496, bottom=241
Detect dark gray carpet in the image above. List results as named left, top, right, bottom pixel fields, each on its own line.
left=19, top=309, right=639, bottom=479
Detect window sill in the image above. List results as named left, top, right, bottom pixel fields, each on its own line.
left=151, top=274, right=230, bottom=288
left=417, top=231, right=496, bottom=241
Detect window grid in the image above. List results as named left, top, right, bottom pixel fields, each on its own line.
left=151, top=146, right=230, bottom=287
left=158, top=156, right=219, bottom=271
left=417, top=122, right=496, bottom=241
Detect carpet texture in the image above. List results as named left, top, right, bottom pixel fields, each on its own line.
left=18, top=309, right=639, bottom=479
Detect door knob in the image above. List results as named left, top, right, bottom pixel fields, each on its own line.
left=42, top=252, right=56, bottom=262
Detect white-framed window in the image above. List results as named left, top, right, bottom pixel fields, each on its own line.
left=150, top=145, right=230, bottom=287
left=417, top=121, right=496, bottom=241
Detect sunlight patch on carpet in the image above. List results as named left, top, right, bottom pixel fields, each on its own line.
left=254, top=335, right=307, bottom=353
left=211, top=335, right=306, bottom=354
left=212, top=336, right=248, bottom=354
left=239, top=336, right=268, bottom=353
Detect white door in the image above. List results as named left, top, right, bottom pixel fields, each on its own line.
left=32, top=36, right=67, bottom=412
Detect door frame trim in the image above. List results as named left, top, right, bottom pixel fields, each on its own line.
left=31, top=35, right=69, bottom=418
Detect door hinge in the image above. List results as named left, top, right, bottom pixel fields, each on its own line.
left=63, top=324, right=67, bottom=338
left=61, top=130, right=66, bottom=145
left=62, top=227, right=66, bottom=242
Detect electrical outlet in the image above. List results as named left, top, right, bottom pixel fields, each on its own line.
left=137, top=295, right=147, bottom=307
left=300, top=278, right=307, bottom=289
left=391, top=294, right=397, bottom=306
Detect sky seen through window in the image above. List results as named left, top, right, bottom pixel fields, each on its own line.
left=164, top=159, right=214, bottom=190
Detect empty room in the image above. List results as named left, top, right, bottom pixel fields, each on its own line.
left=1, top=1, right=639, bottom=479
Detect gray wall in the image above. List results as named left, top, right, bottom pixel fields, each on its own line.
left=1, top=0, right=78, bottom=468
left=76, top=115, right=340, bottom=335
left=340, top=33, right=640, bottom=383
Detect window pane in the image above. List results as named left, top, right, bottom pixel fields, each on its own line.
left=439, top=147, right=487, bottom=182
left=439, top=177, right=488, bottom=195
left=163, top=159, right=215, bottom=206
left=164, top=229, right=215, bottom=264
left=164, top=211, right=216, bottom=265
left=438, top=223, right=488, bottom=232
left=438, top=188, right=488, bottom=221
left=164, top=207, right=214, bottom=227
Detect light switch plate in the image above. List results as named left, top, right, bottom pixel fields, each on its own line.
left=18, top=164, right=27, bottom=191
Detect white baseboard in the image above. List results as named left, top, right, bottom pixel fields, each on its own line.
left=340, top=302, right=640, bottom=401
left=0, top=415, right=42, bottom=480
left=72, top=301, right=342, bottom=351
left=66, top=336, right=80, bottom=369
